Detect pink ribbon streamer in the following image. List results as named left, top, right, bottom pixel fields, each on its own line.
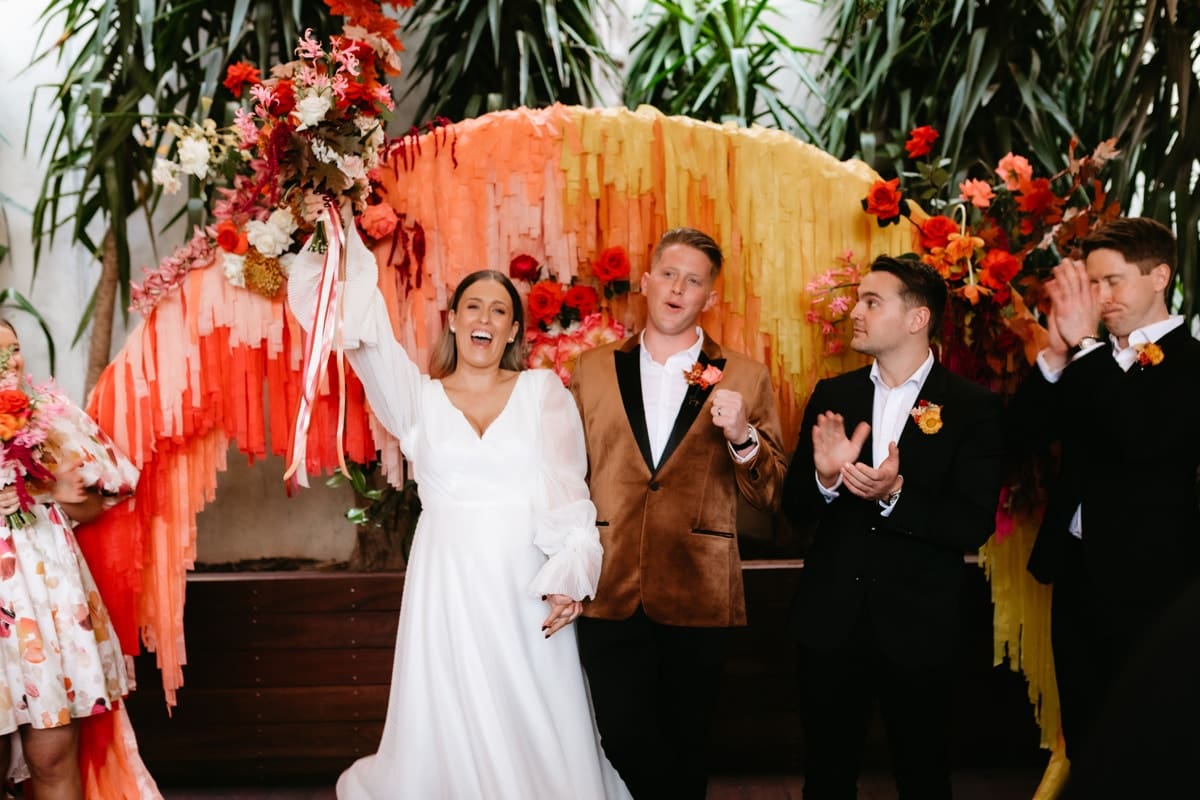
left=284, top=201, right=352, bottom=488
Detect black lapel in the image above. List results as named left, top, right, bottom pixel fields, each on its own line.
left=656, top=346, right=726, bottom=473
left=614, top=342, right=654, bottom=471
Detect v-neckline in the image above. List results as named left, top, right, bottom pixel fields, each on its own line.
left=437, top=371, right=524, bottom=440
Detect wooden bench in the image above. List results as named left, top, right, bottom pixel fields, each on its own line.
left=123, top=563, right=1044, bottom=785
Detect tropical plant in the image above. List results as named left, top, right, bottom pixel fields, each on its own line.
left=27, top=0, right=336, bottom=390
left=329, top=463, right=421, bottom=569
left=400, top=0, right=615, bottom=124
left=807, top=0, right=1200, bottom=320
left=623, top=0, right=819, bottom=133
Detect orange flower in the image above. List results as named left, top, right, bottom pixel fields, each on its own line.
left=214, top=221, right=249, bottom=255
left=909, top=401, right=943, bottom=434
left=979, top=249, right=1021, bottom=290
left=0, top=389, right=29, bottom=415
left=905, top=126, right=939, bottom=159
left=0, top=412, right=27, bottom=440
left=563, top=284, right=599, bottom=317
left=1135, top=342, right=1164, bottom=368
left=593, top=246, right=631, bottom=283
left=683, top=362, right=723, bottom=389
left=527, top=281, right=565, bottom=326
left=945, top=232, right=983, bottom=264
left=918, top=215, right=958, bottom=250
left=959, top=179, right=995, bottom=209
left=996, top=153, right=1033, bottom=191
left=861, top=178, right=904, bottom=225
left=222, top=61, right=262, bottom=97
left=359, top=202, right=399, bottom=240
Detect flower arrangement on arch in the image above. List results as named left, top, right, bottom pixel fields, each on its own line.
left=804, top=250, right=865, bottom=358
left=136, top=0, right=409, bottom=312
left=854, top=125, right=1122, bottom=394
left=508, top=251, right=630, bottom=385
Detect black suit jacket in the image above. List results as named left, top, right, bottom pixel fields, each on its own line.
left=783, top=362, right=1004, bottom=666
left=1015, top=324, right=1200, bottom=633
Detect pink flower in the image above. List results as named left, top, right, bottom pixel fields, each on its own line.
left=296, top=28, right=325, bottom=60
left=996, top=153, right=1033, bottom=191
left=829, top=295, right=851, bottom=315
left=959, top=179, right=995, bottom=209
left=359, top=203, right=398, bottom=240
left=683, top=362, right=723, bottom=389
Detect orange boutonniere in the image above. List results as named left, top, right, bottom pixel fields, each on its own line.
left=684, top=362, right=723, bottom=389
left=910, top=400, right=943, bottom=434
left=1135, top=342, right=1164, bottom=368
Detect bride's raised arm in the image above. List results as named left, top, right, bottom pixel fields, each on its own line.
left=286, top=220, right=426, bottom=444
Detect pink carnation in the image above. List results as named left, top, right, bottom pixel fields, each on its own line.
left=996, top=153, right=1033, bottom=191
left=959, top=179, right=995, bottom=209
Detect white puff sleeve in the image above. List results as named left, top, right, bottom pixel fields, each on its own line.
left=527, top=371, right=603, bottom=601
left=286, top=216, right=426, bottom=446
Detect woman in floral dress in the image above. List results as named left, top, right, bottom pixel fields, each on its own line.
left=0, top=319, right=139, bottom=799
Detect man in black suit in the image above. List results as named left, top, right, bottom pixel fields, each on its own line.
left=782, top=255, right=1004, bottom=800
left=1012, top=216, right=1200, bottom=765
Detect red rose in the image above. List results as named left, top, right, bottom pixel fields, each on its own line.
left=905, top=126, right=939, bottom=159
left=0, top=389, right=29, bottom=415
left=223, top=61, right=262, bottom=97
left=563, top=284, right=599, bottom=317
left=592, top=246, right=631, bottom=283
left=527, top=281, right=565, bottom=326
left=918, top=215, right=957, bottom=250
left=214, top=221, right=249, bottom=255
left=508, top=254, right=541, bottom=283
left=267, top=80, right=296, bottom=116
left=979, top=249, right=1022, bottom=290
left=861, top=178, right=904, bottom=225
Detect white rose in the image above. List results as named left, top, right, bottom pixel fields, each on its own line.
left=222, top=252, right=246, bottom=288
left=267, top=207, right=299, bottom=236
left=177, top=137, right=211, bottom=179
left=277, top=252, right=295, bottom=276
left=152, top=158, right=181, bottom=194
left=293, top=92, right=332, bottom=131
left=245, top=219, right=293, bottom=258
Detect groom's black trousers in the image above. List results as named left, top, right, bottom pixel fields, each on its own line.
left=577, top=607, right=729, bottom=800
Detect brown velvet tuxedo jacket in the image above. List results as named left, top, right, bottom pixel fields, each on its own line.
left=569, top=331, right=786, bottom=627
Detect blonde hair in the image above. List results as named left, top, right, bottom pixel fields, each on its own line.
left=428, top=270, right=526, bottom=379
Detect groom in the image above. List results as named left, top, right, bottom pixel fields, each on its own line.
left=570, top=227, right=787, bottom=799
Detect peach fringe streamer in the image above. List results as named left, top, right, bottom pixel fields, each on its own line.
left=91, top=108, right=1063, bottom=780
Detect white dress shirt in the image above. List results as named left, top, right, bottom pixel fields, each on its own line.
left=817, top=350, right=936, bottom=514
left=1036, top=314, right=1184, bottom=538
left=639, top=328, right=758, bottom=468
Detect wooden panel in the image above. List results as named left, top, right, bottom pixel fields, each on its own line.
left=125, top=566, right=1045, bottom=785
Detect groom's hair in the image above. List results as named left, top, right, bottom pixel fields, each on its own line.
left=653, top=228, right=723, bottom=278
left=869, top=255, right=947, bottom=338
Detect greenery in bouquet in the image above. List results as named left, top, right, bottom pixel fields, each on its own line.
left=855, top=124, right=1122, bottom=396
left=138, top=2, right=408, bottom=312
left=510, top=249, right=631, bottom=385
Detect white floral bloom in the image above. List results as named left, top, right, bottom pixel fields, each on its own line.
left=245, top=218, right=293, bottom=257
left=177, top=137, right=211, bottom=179
left=293, top=92, right=332, bottom=131
left=152, top=158, right=182, bottom=194
left=222, top=252, right=247, bottom=288
left=339, top=154, right=366, bottom=183
left=267, top=207, right=299, bottom=236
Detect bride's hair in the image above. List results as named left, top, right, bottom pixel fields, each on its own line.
left=428, top=270, right=526, bottom=378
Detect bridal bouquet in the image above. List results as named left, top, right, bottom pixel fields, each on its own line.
left=0, top=348, right=67, bottom=528
left=138, top=0, right=408, bottom=311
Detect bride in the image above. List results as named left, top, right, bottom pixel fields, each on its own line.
left=288, top=219, right=630, bottom=800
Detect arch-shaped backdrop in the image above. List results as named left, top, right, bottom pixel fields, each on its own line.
left=81, top=108, right=1052, bottom=751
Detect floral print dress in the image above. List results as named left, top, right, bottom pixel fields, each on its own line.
left=1, top=399, right=138, bottom=738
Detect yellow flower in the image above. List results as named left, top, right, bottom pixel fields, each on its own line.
left=1135, top=342, right=1164, bottom=367
left=910, top=401, right=944, bottom=434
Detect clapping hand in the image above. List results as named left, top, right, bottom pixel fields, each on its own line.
left=1045, top=259, right=1100, bottom=353
left=541, top=593, right=582, bottom=639
left=812, top=412, right=869, bottom=488
left=841, top=441, right=902, bottom=502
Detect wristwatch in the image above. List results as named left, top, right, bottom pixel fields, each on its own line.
left=731, top=425, right=758, bottom=452
left=884, top=476, right=903, bottom=506
left=1066, top=336, right=1100, bottom=359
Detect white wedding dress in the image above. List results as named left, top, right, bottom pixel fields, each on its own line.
left=288, top=224, right=630, bottom=800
